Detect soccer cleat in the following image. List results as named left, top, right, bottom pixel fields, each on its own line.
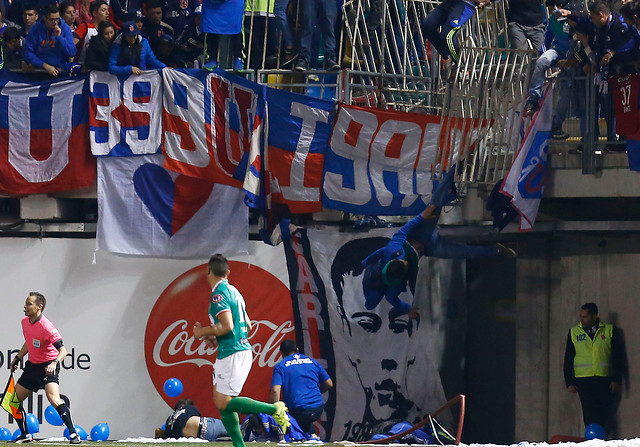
left=203, top=60, right=218, bottom=71
left=69, top=433, right=81, bottom=444
left=14, top=433, right=33, bottom=443
left=272, top=401, right=291, bottom=433
left=233, top=57, right=244, bottom=71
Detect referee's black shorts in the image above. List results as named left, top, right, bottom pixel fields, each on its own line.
left=18, top=360, right=60, bottom=392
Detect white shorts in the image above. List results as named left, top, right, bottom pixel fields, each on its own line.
left=213, top=349, right=252, bottom=396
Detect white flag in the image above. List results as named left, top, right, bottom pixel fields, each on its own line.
left=501, top=84, right=552, bottom=231
left=97, top=154, right=248, bottom=257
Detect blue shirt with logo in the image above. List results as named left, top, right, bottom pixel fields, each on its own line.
left=271, top=353, right=330, bottom=410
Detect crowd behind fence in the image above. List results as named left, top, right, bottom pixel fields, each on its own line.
left=1, top=0, right=639, bottom=183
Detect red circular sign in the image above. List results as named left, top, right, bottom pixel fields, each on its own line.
left=144, top=261, right=294, bottom=416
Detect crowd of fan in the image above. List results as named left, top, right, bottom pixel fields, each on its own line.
left=511, top=0, right=640, bottom=144
left=0, top=0, right=347, bottom=75
left=0, top=0, right=639, bottom=129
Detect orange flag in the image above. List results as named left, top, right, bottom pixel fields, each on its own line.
left=1, top=375, right=22, bottom=419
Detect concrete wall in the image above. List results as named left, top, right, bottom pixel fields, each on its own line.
left=516, top=233, right=640, bottom=441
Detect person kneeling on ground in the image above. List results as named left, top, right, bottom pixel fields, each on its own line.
left=155, top=398, right=228, bottom=440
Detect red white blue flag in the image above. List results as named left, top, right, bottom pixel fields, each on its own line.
left=0, top=72, right=95, bottom=194
left=162, top=69, right=264, bottom=188
left=501, top=84, right=552, bottom=231
left=323, top=104, right=441, bottom=215
left=89, top=70, right=163, bottom=156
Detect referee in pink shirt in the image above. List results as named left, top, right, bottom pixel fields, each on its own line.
left=10, top=292, right=81, bottom=444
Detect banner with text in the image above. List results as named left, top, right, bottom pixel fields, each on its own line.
left=161, top=69, right=264, bottom=187
left=89, top=70, right=163, bottom=156
left=0, top=238, right=290, bottom=440
left=322, top=105, right=440, bottom=215
left=0, top=72, right=95, bottom=194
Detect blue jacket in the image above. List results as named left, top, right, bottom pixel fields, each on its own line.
left=23, top=19, right=76, bottom=69
left=108, top=34, right=166, bottom=75
left=361, top=214, right=428, bottom=314
left=543, top=16, right=570, bottom=56
left=568, top=11, right=638, bottom=63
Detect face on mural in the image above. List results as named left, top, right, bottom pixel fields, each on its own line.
left=330, top=237, right=425, bottom=437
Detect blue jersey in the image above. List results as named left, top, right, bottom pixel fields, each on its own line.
left=271, top=353, right=330, bottom=410
left=162, top=0, right=197, bottom=43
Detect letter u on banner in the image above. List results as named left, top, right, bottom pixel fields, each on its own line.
left=3, top=80, right=84, bottom=182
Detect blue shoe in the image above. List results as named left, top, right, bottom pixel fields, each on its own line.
left=203, top=60, right=218, bottom=71
left=430, top=165, right=457, bottom=207
left=233, top=57, right=244, bottom=71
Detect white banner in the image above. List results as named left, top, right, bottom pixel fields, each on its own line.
left=304, top=227, right=448, bottom=440
left=96, top=154, right=248, bottom=258
left=501, top=85, right=552, bottom=231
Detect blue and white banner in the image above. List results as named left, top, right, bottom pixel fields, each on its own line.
left=322, top=105, right=441, bottom=216
left=501, top=85, right=552, bottom=231
left=262, top=87, right=334, bottom=214
left=97, top=153, right=248, bottom=257
left=90, top=70, right=163, bottom=156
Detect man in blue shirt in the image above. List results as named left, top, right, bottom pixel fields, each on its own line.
left=270, top=340, right=333, bottom=436
left=23, top=4, right=78, bottom=76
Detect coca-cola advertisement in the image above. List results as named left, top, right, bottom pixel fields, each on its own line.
left=144, top=261, right=294, bottom=416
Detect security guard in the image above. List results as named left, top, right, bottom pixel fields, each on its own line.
left=564, top=302, right=624, bottom=436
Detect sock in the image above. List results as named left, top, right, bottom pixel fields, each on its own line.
left=225, top=397, right=276, bottom=415
left=56, top=403, right=76, bottom=435
left=16, top=406, right=28, bottom=435
left=220, top=410, right=245, bottom=447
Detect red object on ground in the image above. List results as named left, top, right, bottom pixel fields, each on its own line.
left=549, top=435, right=587, bottom=444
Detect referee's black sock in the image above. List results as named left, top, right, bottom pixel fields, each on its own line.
left=56, top=403, right=76, bottom=434
left=16, top=406, right=29, bottom=435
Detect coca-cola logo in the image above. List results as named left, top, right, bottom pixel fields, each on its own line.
left=145, top=262, right=294, bottom=416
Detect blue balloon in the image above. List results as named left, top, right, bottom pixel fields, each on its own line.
left=90, top=423, right=110, bottom=441
left=163, top=378, right=183, bottom=397
left=25, top=413, right=39, bottom=434
left=161, top=424, right=166, bottom=430
left=64, top=425, right=88, bottom=440
left=0, top=427, right=12, bottom=441
left=12, top=429, right=21, bottom=441
left=585, top=423, right=605, bottom=440
left=44, top=405, right=64, bottom=426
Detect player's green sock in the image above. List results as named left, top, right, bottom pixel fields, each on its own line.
left=220, top=410, right=245, bottom=447
left=226, top=396, right=276, bottom=415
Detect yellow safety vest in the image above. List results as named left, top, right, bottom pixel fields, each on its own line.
left=571, top=323, right=613, bottom=377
